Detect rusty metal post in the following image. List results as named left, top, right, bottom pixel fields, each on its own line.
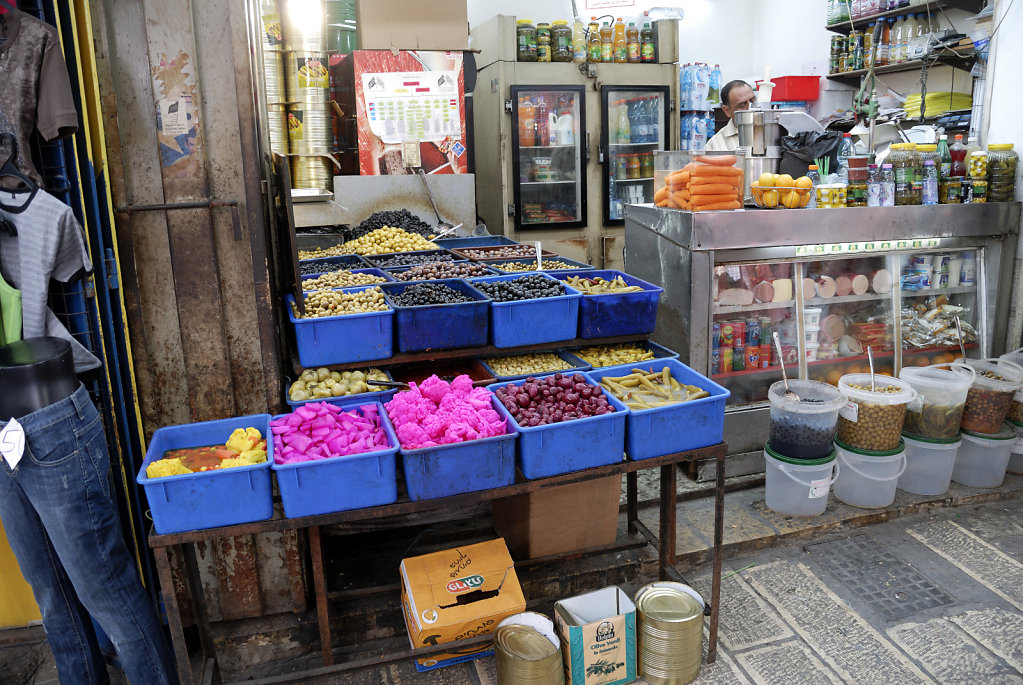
left=626, top=471, right=638, bottom=534
left=658, top=463, right=677, bottom=581
left=307, top=526, right=334, bottom=666
left=153, top=545, right=195, bottom=685
left=708, top=452, right=726, bottom=663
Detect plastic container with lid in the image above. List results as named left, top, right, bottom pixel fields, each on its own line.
left=551, top=20, right=573, bottom=62
left=516, top=19, right=538, bottom=62
left=998, top=347, right=1023, bottom=426
left=1008, top=422, right=1023, bottom=475
left=764, top=444, right=838, bottom=517
left=969, top=150, right=988, bottom=180
left=898, top=363, right=975, bottom=439
left=890, top=144, right=920, bottom=205
left=768, top=379, right=846, bottom=460
left=837, top=373, right=917, bottom=452
left=536, top=22, right=551, bottom=62
left=917, top=143, right=941, bottom=169
left=957, top=357, right=1023, bottom=434
left=952, top=423, right=1016, bottom=488
left=986, top=143, right=1018, bottom=202
left=899, top=433, right=962, bottom=496
left=834, top=438, right=906, bottom=509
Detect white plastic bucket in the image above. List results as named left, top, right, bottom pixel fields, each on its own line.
left=764, top=445, right=838, bottom=517
left=952, top=424, right=1016, bottom=488
left=898, top=363, right=975, bottom=440
left=1007, top=423, right=1023, bottom=475
left=834, top=439, right=907, bottom=509
left=898, top=433, right=962, bottom=496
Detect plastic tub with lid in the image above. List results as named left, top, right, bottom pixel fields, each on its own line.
left=998, top=347, right=1023, bottom=426
left=956, top=357, right=1023, bottom=434
left=1008, top=423, right=1023, bottom=475
left=951, top=423, right=1017, bottom=488
left=986, top=143, right=1017, bottom=202
left=837, top=374, right=916, bottom=452
left=898, top=363, right=974, bottom=440
left=768, top=380, right=845, bottom=460
left=898, top=433, right=961, bottom=496
left=834, top=438, right=906, bottom=509
left=803, top=307, right=823, bottom=328
left=764, top=444, right=838, bottom=517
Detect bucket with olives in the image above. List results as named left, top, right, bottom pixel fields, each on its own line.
left=998, top=348, right=1023, bottom=426
left=957, top=357, right=1023, bottom=434
left=898, top=363, right=975, bottom=440
left=837, top=374, right=917, bottom=452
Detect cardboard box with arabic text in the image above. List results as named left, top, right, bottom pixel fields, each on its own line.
left=400, top=538, right=526, bottom=672
left=555, top=586, right=637, bottom=685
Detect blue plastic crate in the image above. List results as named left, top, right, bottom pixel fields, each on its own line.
left=561, top=340, right=680, bottom=369
left=299, top=267, right=394, bottom=291
left=288, top=286, right=394, bottom=367
left=469, top=273, right=582, bottom=348
left=555, top=270, right=663, bottom=338
left=486, top=256, right=593, bottom=274
left=271, top=401, right=399, bottom=517
left=489, top=377, right=629, bottom=479
left=384, top=263, right=501, bottom=281
left=298, top=254, right=370, bottom=269
left=477, top=350, right=592, bottom=382
left=586, top=359, right=730, bottom=460
left=136, top=414, right=274, bottom=534
left=432, top=235, right=519, bottom=249
left=363, top=249, right=462, bottom=270
left=286, top=368, right=399, bottom=409
left=379, top=279, right=490, bottom=352
left=397, top=395, right=518, bottom=501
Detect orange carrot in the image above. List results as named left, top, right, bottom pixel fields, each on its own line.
left=694, top=154, right=738, bottom=166
left=666, top=172, right=690, bottom=190
left=690, top=193, right=738, bottom=205
left=665, top=196, right=681, bottom=209
left=656, top=198, right=669, bottom=207
left=654, top=186, right=669, bottom=203
left=672, top=190, right=689, bottom=206
left=690, top=165, right=743, bottom=177
left=687, top=182, right=736, bottom=195
left=692, top=200, right=742, bottom=211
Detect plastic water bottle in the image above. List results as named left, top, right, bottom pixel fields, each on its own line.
left=694, top=63, right=710, bottom=111
left=692, top=114, right=707, bottom=152
left=679, top=112, right=691, bottom=151
left=680, top=64, right=693, bottom=111
left=708, top=64, right=722, bottom=107
left=922, top=160, right=938, bottom=205
left=807, top=164, right=821, bottom=208
left=867, top=163, right=881, bottom=206
left=837, top=132, right=855, bottom=182
left=704, top=112, right=715, bottom=140
left=880, top=163, right=896, bottom=206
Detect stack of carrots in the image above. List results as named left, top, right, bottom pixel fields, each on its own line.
left=654, top=154, right=743, bottom=212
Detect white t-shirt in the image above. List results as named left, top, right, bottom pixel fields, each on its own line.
left=706, top=119, right=739, bottom=152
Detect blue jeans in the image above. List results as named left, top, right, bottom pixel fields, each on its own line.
left=0, top=384, right=178, bottom=685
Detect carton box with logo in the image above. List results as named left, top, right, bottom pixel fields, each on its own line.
left=400, top=538, right=526, bottom=672
left=554, top=586, right=637, bottom=685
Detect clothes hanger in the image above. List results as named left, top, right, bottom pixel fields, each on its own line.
left=0, top=132, right=38, bottom=222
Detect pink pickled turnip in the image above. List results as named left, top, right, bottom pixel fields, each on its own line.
left=385, top=374, right=507, bottom=450
left=270, top=401, right=392, bottom=465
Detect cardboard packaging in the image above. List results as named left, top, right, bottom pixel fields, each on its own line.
left=555, top=587, right=637, bottom=685
left=356, top=0, right=469, bottom=51
left=493, top=476, right=621, bottom=559
left=400, top=538, right=526, bottom=672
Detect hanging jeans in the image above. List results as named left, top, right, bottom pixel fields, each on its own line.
left=0, top=383, right=178, bottom=685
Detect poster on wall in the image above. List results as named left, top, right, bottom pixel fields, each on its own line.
left=586, top=0, right=636, bottom=8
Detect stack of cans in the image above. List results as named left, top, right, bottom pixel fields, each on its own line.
left=635, top=582, right=705, bottom=685
left=713, top=317, right=774, bottom=375
left=259, top=0, right=289, bottom=155
left=494, top=613, right=565, bottom=685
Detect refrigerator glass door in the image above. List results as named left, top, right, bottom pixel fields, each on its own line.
left=602, top=86, right=670, bottom=224
left=511, top=85, right=586, bottom=229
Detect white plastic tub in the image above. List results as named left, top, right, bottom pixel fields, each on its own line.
left=802, top=326, right=821, bottom=346
left=952, top=424, right=1016, bottom=488
left=834, top=439, right=906, bottom=508
left=764, top=444, right=838, bottom=517
left=803, top=307, right=822, bottom=328
left=957, top=357, right=1023, bottom=434
left=898, top=363, right=974, bottom=440
left=1007, top=423, right=1023, bottom=475
left=898, top=433, right=961, bottom=496
left=837, top=373, right=916, bottom=452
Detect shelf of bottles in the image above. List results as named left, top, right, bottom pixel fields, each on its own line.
left=607, top=91, right=667, bottom=221
left=679, top=63, right=720, bottom=153
left=513, top=87, right=585, bottom=227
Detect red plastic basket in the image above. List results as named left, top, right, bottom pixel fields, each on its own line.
left=755, top=75, right=821, bottom=102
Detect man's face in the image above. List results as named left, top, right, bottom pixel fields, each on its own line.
left=722, top=85, right=756, bottom=119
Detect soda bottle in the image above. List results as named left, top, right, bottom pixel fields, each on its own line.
left=867, top=163, right=881, bottom=206
left=535, top=98, right=549, bottom=146
left=950, top=133, right=968, bottom=177
left=572, top=17, right=586, bottom=63
left=922, top=160, right=938, bottom=204
left=877, top=18, right=890, bottom=65
left=612, top=17, right=627, bottom=63
left=880, top=163, right=896, bottom=206
left=599, top=21, right=613, bottom=62
left=807, top=163, right=821, bottom=208
left=626, top=22, right=640, bottom=62
left=640, top=22, right=655, bottom=62
left=708, top=64, right=722, bottom=107
left=587, top=17, right=601, bottom=62
left=937, top=134, right=951, bottom=179
left=837, top=132, right=855, bottom=182
left=518, top=98, right=535, bottom=147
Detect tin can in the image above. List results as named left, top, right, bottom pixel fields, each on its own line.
left=263, top=50, right=287, bottom=105
left=711, top=348, right=720, bottom=375
left=635, top=582, right=705, bottom=685
left=290, top=155, right=333, bottom=191
left=719, top=348, right=732, bottom=375
left=267, top=106, right=289, bottom=154
left=759, top=317, right=773, bottom=368
left=287, top=104, right=332, bottom=154
left=283, top=0, right=327, bottom=52
left=711, top=323, right=721, bottom=350
left=719, top=322, right=735, bottom=348
left=494, top=612, right=564, bottom=685
left=285, top=52, right=331, bottom=103
left=745, top=319, right=760, bottom=369
left=259, top=1, right=284, bottom=51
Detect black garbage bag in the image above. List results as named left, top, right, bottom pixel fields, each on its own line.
left=779, top=131, right=844, bottom=179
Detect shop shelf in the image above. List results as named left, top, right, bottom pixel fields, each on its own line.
left=137, top=414, right=274, bottom=534
left=478, top=350, right=591, bottom=382
left=379, top=279, right=491, bottom=352
left=489, top=377, right=630, bottom=479
left=555, top=270, right=663, bottom=338
left=397, top=395, right=518, bottom=501
left=827, top=49, right=976, bottom=84
left=469, top=273, right=582, bottom=348
left=362, top=248, right=462, bottom=269
left=485, top=256, right=594, bottom=274
left=285, top=368, right=398, bottom=409
left=431, top=235, right=519, bottom=249
left=287, top=287, right=394, bottom=367
left=388, top=358, right=496, bottom=387
left=271, top=401, right=399, bottom=517
left=711, top=362, right=798, bottom=380
left=825, top=0, right=983, bottom=34
left=562, top=339, right=679, bottom=369
left=587, top=359, right=730, bottom=459
left=299, top=267, right=394, bottom=291
left=714, top=300, right=794, bottom=315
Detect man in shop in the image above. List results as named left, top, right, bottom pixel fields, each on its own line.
left=706, top=80, right=756, bottom=152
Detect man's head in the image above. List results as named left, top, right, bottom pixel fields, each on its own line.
left=721, top=80, right=755, bottom=120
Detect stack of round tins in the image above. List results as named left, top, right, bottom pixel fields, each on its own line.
left=494, top=613, right=565, bottom=685
left=635, top=582, right=705, bottom=685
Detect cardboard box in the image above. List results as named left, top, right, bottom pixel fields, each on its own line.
left=555, top=587, right=637, bottom=685
left=400, top=538, right=526, bottom=672
left=493, top=476, right=621, bottom=559
left=356, top=0, right=469, bottom=51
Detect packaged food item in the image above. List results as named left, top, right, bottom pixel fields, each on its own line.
left=536, top=22, right=551, bottom=62
left=837, top=374, right=916, bottom=452
left=986, top=144, right=1018, bottom=202
left=551, top=20, right=573, bottom=62
left=517, top=19, right=538, bottom=62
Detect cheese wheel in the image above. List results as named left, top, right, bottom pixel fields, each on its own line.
left=771, top=278, right=793, bottom=302
left=753, top=280, right=775, bottom=303
left=816, top=275, right=837, bottom=299
left=850, top=274, right=869, bottom=295
left=718, top=288, right=754, bottom=306
left=802, top=278, right=818, bottom=301
left=870, top=269, right=892, bottom=294
left=834, top=275, right=853, bottom=297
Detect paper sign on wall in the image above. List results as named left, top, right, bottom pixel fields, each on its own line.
left=586, top=0, right=636, bottom=9
left=160, top=98, right=190, bottom=137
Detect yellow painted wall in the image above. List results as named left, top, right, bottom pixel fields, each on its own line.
left=0, top=523, right=41, bottom=628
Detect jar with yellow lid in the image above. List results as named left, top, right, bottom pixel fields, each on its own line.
left=986, top=144, right=1017, bottom=201
left=968, top=151, right=987, bottom=180
left=517, top=19, right=538, bottom=62
left=551, top=20, right=573, bottom=62
left=536, top=22, right=551, bottom=62
left=905, top=143, right=924, bottom=203
left=890, top=144, right=917, bottom=205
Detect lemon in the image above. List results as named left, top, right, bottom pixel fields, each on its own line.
left=758, top=172, right=776, bottom=188
left=794, top=176, right=813, bottom=189
left=763, top=189, right=779, bottom=208
left=776, top=174, right=794, bottom=189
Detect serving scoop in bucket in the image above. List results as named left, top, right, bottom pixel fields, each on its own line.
left=774, top=332, right=800, bottom=401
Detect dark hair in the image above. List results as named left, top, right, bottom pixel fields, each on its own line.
left=721, top=80, right=753, bottom=108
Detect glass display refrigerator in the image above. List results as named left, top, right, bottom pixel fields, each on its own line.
left=600, top=86, right=672, bottom=224
left=623, top=202, right=1021, bottom=478
left=510, top=85, right=586, bottom=229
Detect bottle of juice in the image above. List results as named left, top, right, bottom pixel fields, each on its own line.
left=877, top=18, right=890, bottom=65
left=587, top=17, right=601, bottom=62
left=937, top=134, right=951, bottom=179
left=535, top=98, right=549, bottom=146
left=950, top=134, right=968, bottom=177
left=626, top=22, right=640, bottom=62
left=518, top=98, right=535, bottom=147
left=640, top=22, right=655, bottom=62
left=572, top=17, right=586, bottom=63
left=612, top=18, right=627, bottom=63
left=617, top=100, right=631, bottom=144
left=599, top=21, right=613, bottom=62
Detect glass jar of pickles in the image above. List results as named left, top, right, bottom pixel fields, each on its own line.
left=968, top=151, right=988, bottom=180
left=551, top=20, right=573, bottom=62
left=905, top=143, right=924, bottom=204
left=890, top=144, right=919, bottom=206
left=987, top=144, right=1017, bottom=202
left=939, top=177, right=962, bottom=204
left=536, top=22, right=552, bottom=62
left=517, top=19, right=538, bottom=62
